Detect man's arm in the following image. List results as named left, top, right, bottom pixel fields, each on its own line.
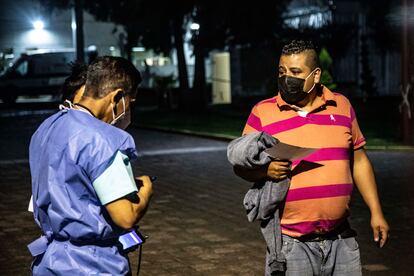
left=353, top=148, right=389, bottom=248
left=105, top=175, right=153, bottom=229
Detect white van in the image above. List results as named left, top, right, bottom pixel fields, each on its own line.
left=0, top=51, right=75, bottom=103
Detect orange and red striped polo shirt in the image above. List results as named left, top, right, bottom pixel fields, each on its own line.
left=242, top=86, right=366, bottom=237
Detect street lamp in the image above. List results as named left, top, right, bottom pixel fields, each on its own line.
left=33, top=20, right=44, bottom=30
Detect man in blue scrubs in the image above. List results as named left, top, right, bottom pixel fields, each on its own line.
left=28, top=56, right=153, bottom=275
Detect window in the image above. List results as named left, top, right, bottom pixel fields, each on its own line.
left=15, top=60, right=28, bottom=76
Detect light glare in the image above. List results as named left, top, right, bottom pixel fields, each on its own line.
left=190, top=23, right=200, bottom=30
left=33, top=20, right=44, bottom=30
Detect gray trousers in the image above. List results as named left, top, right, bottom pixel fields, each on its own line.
left=275, top=234, right=362, bottom=276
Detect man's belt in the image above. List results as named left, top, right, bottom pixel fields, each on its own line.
left=297, top=221, right=357, bottom=242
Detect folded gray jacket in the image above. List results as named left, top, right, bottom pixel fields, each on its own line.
left=227, top=132, right=290, bottom=275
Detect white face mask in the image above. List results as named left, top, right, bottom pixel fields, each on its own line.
left=110, top=96, right=131, bottom=129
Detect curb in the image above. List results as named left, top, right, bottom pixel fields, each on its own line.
left=364, top=145, right=414, bottom=151
left=132, top=124, right=414, bottom=151
left=132, top=124, right=236, bottom=142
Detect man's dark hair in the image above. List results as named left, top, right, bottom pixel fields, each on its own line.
left=281, top=40, right=320, bottom=70
left=61, top=62, right=87, bottom=102
left=84, top=56, right=142, bottom=98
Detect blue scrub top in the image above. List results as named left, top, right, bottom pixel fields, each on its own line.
left=29, top=109, right=138, bottom=275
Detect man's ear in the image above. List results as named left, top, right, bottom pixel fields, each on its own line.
left=108, top=89, right=124, bottom=114
left=109, top=89, right=124, bottom=104
left=314, top=68, right=322, bottom=84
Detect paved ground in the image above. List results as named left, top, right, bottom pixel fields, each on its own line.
left=0, top=104, right=414, bottom=275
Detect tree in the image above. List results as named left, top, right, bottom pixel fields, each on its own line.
left=38, top=0, right=144, bottom=61
left=39, top=0, right=291, bottom=110
left=400, top=0, right=414, bottom=144
left=38, top=0, right=84, bottom=61
left=363, top=0, right=401, bottom=54
left=74, top=0, right=84, bottom=62
left=188, top=0, right=289, bottom=109
left=137, top=0, right=194, bottom=109
left=359, top=34, right=377, bottom=101
left=38, top=0, right=193, bottom=104
left=84, top=1, right=146, bottom=61
left=319, top=47, right=337, bottom=90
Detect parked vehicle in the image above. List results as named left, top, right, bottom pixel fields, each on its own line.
left=0, top=51, right=75, bottom=103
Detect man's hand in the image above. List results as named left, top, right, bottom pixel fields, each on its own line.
left=371, top=214, right=389, bottom=248
left=266, top=160, right=291, bottom=181
left=136, top=175, right=153, bottom=201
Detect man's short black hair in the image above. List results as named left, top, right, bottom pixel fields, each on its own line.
left=61, top=62, right=87, bottom=102
left=84, top=56, right=142, bottom=98
left=281, top=40, right=320, bottom=70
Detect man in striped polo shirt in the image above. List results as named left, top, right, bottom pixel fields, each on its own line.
left=243, top=40, right=389, bottom=275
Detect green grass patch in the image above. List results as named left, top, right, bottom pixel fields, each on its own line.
left=135, top=105, right=247, bottom=138
left=135, top=98, right=408, bottom=148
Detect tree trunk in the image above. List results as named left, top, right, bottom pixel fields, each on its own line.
left=401, top=0, right=414, bottom=144
left=74, top=0, right=84, bottom=63
left=173, top=17, right=189, bottom=90
left=126, top=26, right=138, bottom=62
left=192, top=35, right=207, bottom=110
left=172, top=16, right=189, bottom=110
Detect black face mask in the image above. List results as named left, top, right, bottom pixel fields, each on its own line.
left=278, top=71, right=316, bottom=104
